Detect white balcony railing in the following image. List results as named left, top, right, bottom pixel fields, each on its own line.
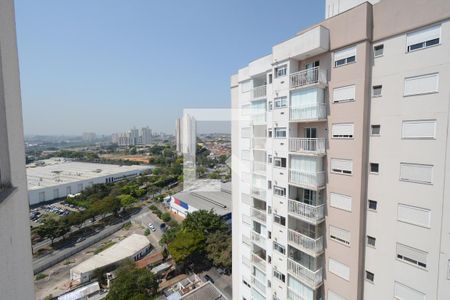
left=290, top=104, right=326, bottom=122
left=251, top=231, right=266, bottom=248
left=288, top=199, right=325, bottom=224
left=251, top=187, right=266, bottom=200
left=251, top=276, right=266, bottom=293
left=251, top=207, right=267, bottom=223
left=289, top=169, right=325, bottom=189
left=287, top=258, right=323, bottom=289
left=252, top=85, right=267, bottom=99
left=252, top=137, right=266, bottom=149
left=289, top=138, right=326, bottom=154
left=251, top=112, right=266, bottom=124
left=253, top=161, right=266, bottom=174
left=252, top=253, right=266, bottom=271
left=242, top=234, right=251, bottom=246
left=288, top=229, right=324, bottom=255
left=290, top=67, right=327, bottom=90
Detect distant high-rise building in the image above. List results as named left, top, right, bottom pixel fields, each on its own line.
left=113, top=126, right=154, bottom=146
left=0, top=0, right=35, bottom=298
left=176, top=118, right=182, bottom=154
left=176, top=114, right=197, bottom=155
left=140, top=127, right=152, bottom=145
left=82, top=132, right=96, bottom=142
left=231, top=1, right=450, bottom=300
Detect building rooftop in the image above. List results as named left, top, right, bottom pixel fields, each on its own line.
left=172, top=182, right=231, bottom=216
left=26, top=158, right=152, bottom=190
left=180, top=282, right=228, bottom=300
left=71, top=234, right=150, bottom=275
left=136, top=251, right=164, bottom=269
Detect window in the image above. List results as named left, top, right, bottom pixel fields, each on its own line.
left=396, top=243, right=427, bottom=269
left=241, top=80, right=251, bottom=93
left=404, top=73, right=439, bottom=96
left=334, top=46, right=356, bottom=67
left=273, top=157, right=286, bottom=168
left=268, top=129, right=273, bottom=138
left=330, top=192, right=352, bottom=212
left=399, top=163, right=433, bottom=184
left=333, top=85, right=355, bottom=103
left=273, top=214, right=286, bottom=226
left=329, top=225, right=351, bottom=246
left=398, top=203, right=431, bottom=228
left=329, top=258, right=350, bottom=281
left=268, top=180, right=272, bottom=189
left=274, top=97, right=287, bottom=109
left=273, top=270, right=285, bottom=283
left=394, top=281, right=426, bottom=300
left=371, top=125, right=381, bottom=136
left=331, top=158, right=353, bottom=175
left=268, top=101, right=273, bottom=111
left=274, top=127, right=287, bottom=138
left=332, top=123, right=354, bottom=138
left=406, top=24, right=441, bottom=52
left=366, top=271, right=374, bottom=282
left=368, top=200, right=378, bottom=211
left=370, top=163, right=379, bottom=174
left=373, top=44, right=384, bottom=57
left=372, top=85, right=382, bottom=97
left=268, top=73, right=273, bottom=84
left=402, top=120, right=436, bottom=139
left=268, top=155, right=273, bottom=163
left=273, top=241, right=286, bottom=254
left=367, top=236, right=376, bottom=247
left=273, top=186, right=286, bottom=197
left=275, top=65, right=287, bottom=78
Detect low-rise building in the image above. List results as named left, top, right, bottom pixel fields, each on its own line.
left=70, top=234, right=151, bottom=284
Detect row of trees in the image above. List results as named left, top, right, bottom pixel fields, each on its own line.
left=161, top=210, right=231, bottom=272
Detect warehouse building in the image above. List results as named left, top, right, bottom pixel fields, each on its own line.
left=70, top=234, right=151, bottom=284
left=27, top=158, right=152, bottom=206
left=168, top=182, right=231, bottom=221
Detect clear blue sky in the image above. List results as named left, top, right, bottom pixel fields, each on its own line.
left=15, top=0, right=324, bottom=135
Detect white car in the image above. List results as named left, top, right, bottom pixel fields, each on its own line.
left=148, top=223, right=156, bottom=231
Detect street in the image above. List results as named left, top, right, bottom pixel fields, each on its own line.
left=199, top=267, right=232, bottom=299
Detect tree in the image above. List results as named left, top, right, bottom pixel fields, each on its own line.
left=206, top=231, right=232, bottom=270
left=36, top=215, right=70, bottom=246
left=106, top=260, right=158, bottom=300
left=161, top=212, right=171, bottom=222
left=118, top=194, right=137, bottom=207
left=182, top=210, right=227, bottom=234
left=168, top=230, right=205, bottom=263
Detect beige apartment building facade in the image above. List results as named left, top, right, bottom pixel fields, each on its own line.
left=0, top=0, right=36, bottom=299
left=231, top=1, right=450, bottom=299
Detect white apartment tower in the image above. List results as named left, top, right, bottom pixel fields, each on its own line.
left=231, top=1, right=450, bottom=300
left=0, top=0, right=36, bottom=298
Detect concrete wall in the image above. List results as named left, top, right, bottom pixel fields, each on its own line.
left=0, top=0, right=35, bottom=299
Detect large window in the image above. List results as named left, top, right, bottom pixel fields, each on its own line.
left=334, top=46, right=356, bottom=67
left=406, top=24, right=441, bottom=52
left=274, top=127, right=287, bottom=139
left=330, top=192, right=352, bottom=212
left=394, top=281, right=426, bottom=300
left=331, top=158, right=353, bottom=175
left=273, top=214, right=286, bottom=226
left=396, top=243, right=427, bottom=269
left=329, top=225, right=351, bottom=246
left=273, top=186, right=286, bottom=197
left=404, top=73, right=439, bottom=96
left=274, top=97, right=287, bottom=109
left=329, top=258, right=350, bottom=281
left=275, top=65, right=287, bottom=78
left=402, top=120, right=436, bottom=139
left=273, top=241, right=286, bottom=254
left=273, top=270, right=286, bottom=283
left=273, top=157, right=286, bottom=168
left=398, top=203, right=431, bottom=228
left=332, top=123, right=354, bottom=138
left=333, top=85, right=355, bottom=103
left=399, top=163, right=433, bottom=184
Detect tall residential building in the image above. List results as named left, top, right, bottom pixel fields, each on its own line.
left=140, top=126, right=153, bottom=145
left=230, top=1, right=450, bottom=300
left=0, top=0, right=36, bottom=298
left=176, top=118, right=182, bottom=153
left=176, top=114, right=197, bottom=156
left=113, top=126, right=153, bottom=146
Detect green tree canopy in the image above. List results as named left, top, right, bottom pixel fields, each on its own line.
left=182, top=210, right=227, bottom=234
left=168, top=230, right=205, bottom=263
left=206, top=231, right=232, bottom=270
left=105, top=260, right=158, bottom=300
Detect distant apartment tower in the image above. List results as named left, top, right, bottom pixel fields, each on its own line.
left=140, top=127, right=153, bottom=145
left=113, top=126, right=153, bottom=146
left=176, top=114, right=197, bottom=155
left=82, top=132, right=96, bottom=142
left=0, top=0, right=36, bottom=298
left=231, top=1, right=450, bottom=300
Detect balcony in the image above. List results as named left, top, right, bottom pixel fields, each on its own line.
left=251, top=112, right=266, bottom=125
left=287, top=258, right=323, bottom=289
left=251, top=207, right=266, bottom=223
left=251, top=231, right=266, bottom=248
left=253, top=161, right=266, bottom=175
left=288, top=199, right=325, bottom=224
left=290, top=67, right=327, bottom=90
left=251, top=85, right=267, bottom=100
left=251, top=187, right=266, bottom=200
left=290, top=104, right=326, bottom=122
left=251, top=253, right=266, bottom=271
left=289, top=169, right=325, bottom=190
left=252, top=137, right=266, bottom=150
left=251, top=276, right=266, bottom=294
left=288, top=229, right=324, bottom=256
left=289, top=138, right=326, bottom=155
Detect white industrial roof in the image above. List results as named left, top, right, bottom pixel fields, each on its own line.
left=27, top=158, right=152, bottom=190
left=58, top=282, right=100, bottom=300
left=71, top=234, right=150, bottom=275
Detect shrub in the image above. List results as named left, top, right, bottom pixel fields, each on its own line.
left=35, top=273, right=48, bottom=280
left=161, top=212, right=171, bottom=222
left=144, top=228, right=150, bottom=236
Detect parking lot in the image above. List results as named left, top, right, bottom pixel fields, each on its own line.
left=30, top=201, right=84, bottom=226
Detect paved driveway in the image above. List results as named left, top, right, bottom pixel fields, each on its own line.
left=132, top=210, right=164, bottom=250
left=200, top=268, right=232, bottom=299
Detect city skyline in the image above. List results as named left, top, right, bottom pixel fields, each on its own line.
left=15, top=0, right=324, bottom=135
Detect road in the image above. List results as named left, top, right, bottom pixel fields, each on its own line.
left=199, top=268, right=232, bottom=299
left=132, top=209, right=164, bottom=250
